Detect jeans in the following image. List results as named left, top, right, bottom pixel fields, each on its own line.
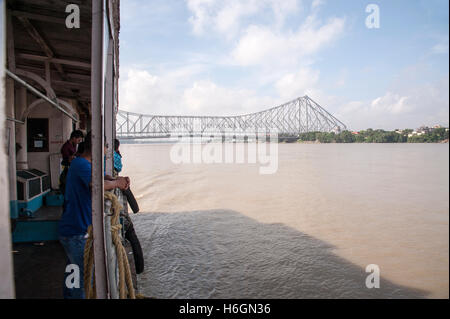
left=59, top=234, right=87, bottom=299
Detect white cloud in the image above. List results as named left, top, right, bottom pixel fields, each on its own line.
left=215, top=1, right=260, bottom=36
left=122, top=1, right=345, bottom=118
left=120, top=68, right=279, bottom=116
left=119, top=69, right=179, bottom=115
left=311, top=0, right=324, bottom=10
left=275, top=67, right=320, bottom=100
left=230, top=16, right=345, bottom=68
left=187, top=0, right=217, bottom=35
left=371, top=93, right=410, bottom=115
left=336, top=77, right=449, bottom=130
left=181, top=0, right=346, bottom=117
left=183, top=80, right=278, bottom=115
left=269, top=0, right=301, bottom=28
left=186, top=0, right=300, bottom=37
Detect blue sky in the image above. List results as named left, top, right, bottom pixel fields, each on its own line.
left=119, top=0, right=449, bottom=130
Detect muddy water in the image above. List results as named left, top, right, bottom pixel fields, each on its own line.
left=121, top=143, right=449, bottom=298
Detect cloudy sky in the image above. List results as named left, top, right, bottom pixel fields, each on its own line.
left=119, top=0, right=449, bottom=131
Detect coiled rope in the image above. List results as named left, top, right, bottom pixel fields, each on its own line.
left=84, top=191, right=136, bottom=299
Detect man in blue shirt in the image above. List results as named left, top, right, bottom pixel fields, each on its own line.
left=59, top=132, right=129, bottom=298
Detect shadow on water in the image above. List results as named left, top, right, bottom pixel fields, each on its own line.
left=132, top=209, right=429, bottom=299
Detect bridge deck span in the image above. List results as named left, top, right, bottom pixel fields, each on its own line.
left=116, top=96, right=346, bottom=139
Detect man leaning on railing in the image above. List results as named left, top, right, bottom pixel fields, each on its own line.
left=58, top=131, right=129, bottom=299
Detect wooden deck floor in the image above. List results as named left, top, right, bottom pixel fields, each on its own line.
left=13, top=240, right=66, bottom=299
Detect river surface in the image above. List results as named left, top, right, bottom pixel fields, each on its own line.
left=121, top=143, right=449, bottom=298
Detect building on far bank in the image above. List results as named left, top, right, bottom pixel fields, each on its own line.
left=408, top=125, right=448, bottom=137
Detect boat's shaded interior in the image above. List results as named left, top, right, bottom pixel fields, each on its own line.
left=5, top=0, right=121, bottom=298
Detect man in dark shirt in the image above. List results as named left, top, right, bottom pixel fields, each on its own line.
left=61, top=130, right=84, bottom=166
left=59, top=132, right=129, bottom=299
left=60, top=130, right=84, bottom=194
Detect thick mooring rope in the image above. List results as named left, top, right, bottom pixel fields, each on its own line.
left=84, top=192, right=136, bottom=299
left=84, top=225, right=96, bottom=299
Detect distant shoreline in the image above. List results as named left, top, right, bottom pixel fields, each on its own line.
left=296, top=128, right=449, bottom=144
left=296, top=139, right=449, bottom=144
left=120, top=128, right=449, bottom=145
left=120, top=139, right=449, bottom=145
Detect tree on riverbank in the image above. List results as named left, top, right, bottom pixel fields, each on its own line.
left=297, top=128, right=449, bottom=143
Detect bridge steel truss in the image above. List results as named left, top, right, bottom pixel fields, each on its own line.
left=116, top=95, right=347, bottom=139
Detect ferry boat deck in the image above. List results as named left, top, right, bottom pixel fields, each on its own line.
left=0, top=0, right=131, bottom=298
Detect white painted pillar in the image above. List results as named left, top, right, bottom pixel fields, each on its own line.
left=62, top=99, right=73, bottom=141
left=104, top=38, right=114, bottom=176
left=0, top=0, right=16, bottom=298
left=15, top=87, right=27, bottom=169
left=91, top=0, right=108, bottom=299
left=5, top=78, right=17, bottom=209
left=5, top=4, right=18, bottom=214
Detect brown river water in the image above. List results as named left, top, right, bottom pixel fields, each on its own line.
left=121, top=143, right=449, bottom=298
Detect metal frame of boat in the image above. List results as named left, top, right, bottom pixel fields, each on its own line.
left=0, top=0, right=124, bottom=298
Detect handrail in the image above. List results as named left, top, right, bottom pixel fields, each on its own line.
left=6, top=117, right=25, bottom=124
left=5, top=69, right=79, bottom=122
